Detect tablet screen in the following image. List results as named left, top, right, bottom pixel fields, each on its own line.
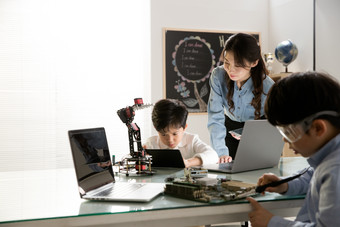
left=145, top=149, right=185, bottom=168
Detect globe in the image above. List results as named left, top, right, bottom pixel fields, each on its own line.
left=274, top=40, right=298, bottom=72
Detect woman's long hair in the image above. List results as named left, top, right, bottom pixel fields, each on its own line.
left=221, top=33, right=269, bottom=119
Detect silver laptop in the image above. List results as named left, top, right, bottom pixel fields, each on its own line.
left=203, top=120, right=284, bottom=173
left=68, top=127, right=164, bottom=202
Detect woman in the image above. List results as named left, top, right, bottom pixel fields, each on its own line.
left=207, top=33, right=274, bottom=163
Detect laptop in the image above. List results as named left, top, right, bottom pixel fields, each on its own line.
left=203, top=120, right=284, bottom=173
left=68, top=127, right=165, bottom=202
left=145, top=149, right=185, bottom=168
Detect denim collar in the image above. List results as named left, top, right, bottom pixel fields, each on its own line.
left=233, top=77, right=253, bottom=95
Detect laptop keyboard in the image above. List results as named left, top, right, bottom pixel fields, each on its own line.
left=96, top=183, right=146, bottom=197
left=220, top=162, right=233, bottom=170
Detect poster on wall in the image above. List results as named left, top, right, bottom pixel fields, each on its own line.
left=163, top=28, right=260, bottom=114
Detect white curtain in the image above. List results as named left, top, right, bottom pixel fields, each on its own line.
left=0, top=0, right=152, bottom=171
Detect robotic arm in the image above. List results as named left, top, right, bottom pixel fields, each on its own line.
left=117, top=98, right=153, bottom=158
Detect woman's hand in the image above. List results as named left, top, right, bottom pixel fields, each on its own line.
left=218, top=155, right=233, bottom=163
left=257, top=173, right=288, bottom=194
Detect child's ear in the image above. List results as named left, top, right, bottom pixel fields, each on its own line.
left=184, top=124, right=188, bottom=131
left=312, top=119, right=327, bottom=137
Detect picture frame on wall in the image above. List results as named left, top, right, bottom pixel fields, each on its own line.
left=163, top=28, right=260, bottom=114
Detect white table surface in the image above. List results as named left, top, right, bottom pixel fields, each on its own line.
left=0, top=157, right=309, bottom=227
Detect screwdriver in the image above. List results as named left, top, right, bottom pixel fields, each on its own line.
left=255, top=167, right=310, bottom=193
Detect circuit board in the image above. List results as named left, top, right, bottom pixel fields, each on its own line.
left=164, top=169, right=258, bottom=203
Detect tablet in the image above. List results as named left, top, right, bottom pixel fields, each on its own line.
left=145, top=149, right=185, bottom=168
left=228, top=127, right=243, bottom=140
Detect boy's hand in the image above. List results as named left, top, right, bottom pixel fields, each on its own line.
left=184, top=157, right=202, bottom=168
left=257, top=173, right=288, bottom=194
left=247, top=197, right=273, bottom=227
left=184, top=159, right=189, bottom=168
left=219, top=155, right=232, bottom=163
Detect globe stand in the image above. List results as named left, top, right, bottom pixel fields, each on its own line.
left=282, top=64, right=293, bottom=73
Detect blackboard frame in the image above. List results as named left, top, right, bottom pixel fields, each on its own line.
left=163, top=28, right=260, bottom=114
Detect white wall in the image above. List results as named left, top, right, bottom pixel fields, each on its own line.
left=315, top=0, right=340, bottom=80
left=268, top=0, right=314, bottom=74
left=150, top=0, right=313, bottom=145
left=0, top=0, right=151, bottom=171
left=0, top=0, right=316, bottom=171
left=150, top=0, right=270, bottom=144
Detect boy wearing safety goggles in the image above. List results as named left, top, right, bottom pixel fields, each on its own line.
left=246, top=71, right=340, bottom=227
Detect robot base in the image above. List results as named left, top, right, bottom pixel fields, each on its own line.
left=117, top=156, right=155, bottom=176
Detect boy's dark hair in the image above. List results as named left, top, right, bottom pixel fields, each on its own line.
left=265, top=71, right=340, bottom=128
left=152, top=99, right=188, bottom=132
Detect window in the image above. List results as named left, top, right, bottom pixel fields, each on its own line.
left=0, top=0, right=151, bottom=171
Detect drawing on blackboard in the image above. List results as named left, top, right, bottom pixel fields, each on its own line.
left=164, top=28, right=259, bottom=114
left=171, top=36, right=215, bottom=112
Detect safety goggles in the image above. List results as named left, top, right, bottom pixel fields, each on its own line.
left=276, top=111, right=339, bottom=143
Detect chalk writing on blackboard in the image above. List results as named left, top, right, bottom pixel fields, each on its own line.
left=164, top=28, right=260, bottom=113
left=172, top=36, right=215, bottom=112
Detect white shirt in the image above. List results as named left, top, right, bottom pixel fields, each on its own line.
left=144, top=132, right=219, bottom=165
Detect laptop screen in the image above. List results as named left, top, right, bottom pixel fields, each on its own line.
left=68, top=127, right=114, bottom=195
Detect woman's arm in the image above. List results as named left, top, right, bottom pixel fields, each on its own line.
left=207, top=67, right=230, bottom=157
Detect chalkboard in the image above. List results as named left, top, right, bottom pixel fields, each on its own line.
left=163, top=28, right=260, bottom=114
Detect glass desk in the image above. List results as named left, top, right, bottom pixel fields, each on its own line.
left=0, top=157, right=308, bottom=227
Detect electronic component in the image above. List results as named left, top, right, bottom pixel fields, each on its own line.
left=190, top=167, right=208, bottom=178
left=164, top=169, right=257, bottom=203
left=195, top=177, right=218, bottom=186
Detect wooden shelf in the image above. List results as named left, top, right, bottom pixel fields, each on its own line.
left=269, top=72, right=292, bottom=82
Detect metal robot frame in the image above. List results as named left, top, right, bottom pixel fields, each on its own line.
left=117, top=98, right=154, bottom=176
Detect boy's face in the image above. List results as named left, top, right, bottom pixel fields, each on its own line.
left=284, top=134, right=318, bottom=158
left=283, top=119, right=333, bottom=158
left=157, top=125, right=187, bottom=149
